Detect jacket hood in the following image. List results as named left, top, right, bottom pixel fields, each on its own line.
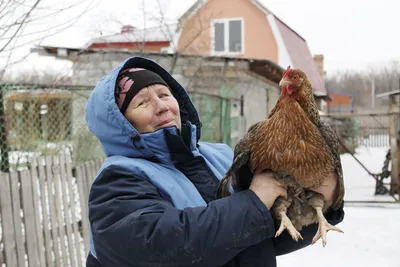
left=85, top=56, right=202, bottom=159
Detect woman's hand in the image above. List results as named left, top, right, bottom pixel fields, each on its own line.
left=249, top=170, right=287, bottom=209
left=311, top=172, right=338, bottom=208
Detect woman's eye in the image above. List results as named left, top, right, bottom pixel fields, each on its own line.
left=137, top=99, right=148, bottom=107
left=160, top=93, right=169, bottom=98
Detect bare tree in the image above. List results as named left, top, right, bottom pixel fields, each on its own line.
left=151, top=0, right=222, bottom=73
left=325, top=61, right=400, bottom=110
left=0, top=0, right=99, bottom=78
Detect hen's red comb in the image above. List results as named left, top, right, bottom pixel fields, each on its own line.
left=283, top=65, right=291, bottom=78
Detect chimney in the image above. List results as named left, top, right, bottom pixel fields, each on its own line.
left=121, top=25, right=135, bottom=33
left=313, top=54, right=325, bottom=81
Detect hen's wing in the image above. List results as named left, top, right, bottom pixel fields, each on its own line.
left=216, top=121, right=263, bottom=198
left=318, top=121, right=345, bottom=210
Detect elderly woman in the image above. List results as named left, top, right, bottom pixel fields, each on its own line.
left=85, top=56, right=344, bottom=267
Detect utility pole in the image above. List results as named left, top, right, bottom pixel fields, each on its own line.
left=371, top=78, right=375, bottom=109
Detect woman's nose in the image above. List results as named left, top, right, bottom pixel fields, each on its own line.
left=154, top=98, right=169, bottom=114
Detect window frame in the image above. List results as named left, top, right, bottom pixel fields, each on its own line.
left=210, top=17, right=245, bottom=56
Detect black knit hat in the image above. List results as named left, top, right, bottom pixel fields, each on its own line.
left=115, top=68, right=168, bottom=114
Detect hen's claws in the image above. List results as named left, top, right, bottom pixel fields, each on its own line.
left=312, top=207, right=344, bottom=247
left=275, top=211, right=303, bottom=241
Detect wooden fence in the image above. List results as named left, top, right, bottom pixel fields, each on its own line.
left=0, top=154, right=103, bottom=267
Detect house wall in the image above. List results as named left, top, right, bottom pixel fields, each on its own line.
left=177, top=0, right=278, bottom=61
left=327, top=92, right=352, bottom=113
left=70, top=52, right=279, bottom=147
left=328, top=93, right=352, bottom=106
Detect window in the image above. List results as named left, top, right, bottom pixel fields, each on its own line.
left=211, top=18, right=244, bottom=55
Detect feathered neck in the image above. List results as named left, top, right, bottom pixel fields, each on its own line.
left=295, top=86, right=321, bottom=127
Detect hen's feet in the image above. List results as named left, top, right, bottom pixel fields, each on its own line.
left=312, top=207, right=344, bottom=247
left=275, top=211, right=303, bottom=241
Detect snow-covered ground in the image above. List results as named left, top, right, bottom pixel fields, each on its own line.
left=278, top=146, right=400, bottom=267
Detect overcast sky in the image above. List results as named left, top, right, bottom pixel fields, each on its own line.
left=6, top=0, right=399, bottom=77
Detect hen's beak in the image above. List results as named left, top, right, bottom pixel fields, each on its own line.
left=279, top=79, right=288, bottom=88
left=279, top=79, right=288, bottom=94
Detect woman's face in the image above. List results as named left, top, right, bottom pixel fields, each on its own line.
left=124, top=84, right=181, bottom=133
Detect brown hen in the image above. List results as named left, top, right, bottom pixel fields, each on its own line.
left=217, top=66, right=345, bottom=246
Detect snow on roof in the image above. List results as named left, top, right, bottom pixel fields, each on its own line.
left=88, top=24, right=178, bottom=45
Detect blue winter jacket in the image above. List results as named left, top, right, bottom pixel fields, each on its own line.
left=85, top=56, right=344, bottom=267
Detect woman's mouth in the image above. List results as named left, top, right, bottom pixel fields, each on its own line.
left=156, top=118, right=175, bottom=128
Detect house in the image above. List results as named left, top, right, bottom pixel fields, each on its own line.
left=327, top=90, right=354, bottom=113
left=175, top=0, right=329, bottom=108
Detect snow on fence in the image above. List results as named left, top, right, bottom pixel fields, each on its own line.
left=0, top=154, right=103, bottom=267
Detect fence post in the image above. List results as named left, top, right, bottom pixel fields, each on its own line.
left=0, top=88, right=10, bottom=172
left=389, top=95, right=399, bottom=195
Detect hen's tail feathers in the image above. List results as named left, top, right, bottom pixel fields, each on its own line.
left=216, top=149, right=252, bottom=199
left=217, top=175, right=232, bottom=198
left=331, top=166, right=345, bottom=210
left=318, top=121, right=345, bottom=210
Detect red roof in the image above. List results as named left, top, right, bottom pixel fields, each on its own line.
left=275, top=18, right=326, bottom=95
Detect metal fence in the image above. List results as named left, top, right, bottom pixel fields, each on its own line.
left=0, top=83, right=105, bottom=173
left=321, top=113, right=394, bottom=152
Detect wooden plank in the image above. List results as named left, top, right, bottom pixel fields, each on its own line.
left=52, top=155, right=69, bottom=266
left=87, top=160, right=97, bottom=199
left=75, top=165, right=90, bottom=254
left=29, top=158, right=46, bottom=266
left=65, top=155, right=83, bottom=267
left=37, top=157, right=54, bottom=267
left=376, top=89, right=400, bottom=98
left=0, top=244, right=3, bottom=267
left=79, top=164, right=88, bottom=206
left=9, top=171, right=26, bottom=267
left=95, top=158, right=103, bottom=173
left=0, top=172, right=18, bottom=267
left=59, top=154, right=77, bottom=267
left=93, top=159, right=100, bottom=173
left=89, top=160, right=96, bottom=187
left=45, top=155, right=62, bottom=267
left=84, top=162, right=94, bottom=200
left=19, top=170, right=40, bottom=267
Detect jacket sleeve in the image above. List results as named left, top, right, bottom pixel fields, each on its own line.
left=88, top=165, right=277, bottom=267
left=273, top=202, right=345, bottom=256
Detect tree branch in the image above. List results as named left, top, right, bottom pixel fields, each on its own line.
left=0, top=0, right=41, bottom=53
